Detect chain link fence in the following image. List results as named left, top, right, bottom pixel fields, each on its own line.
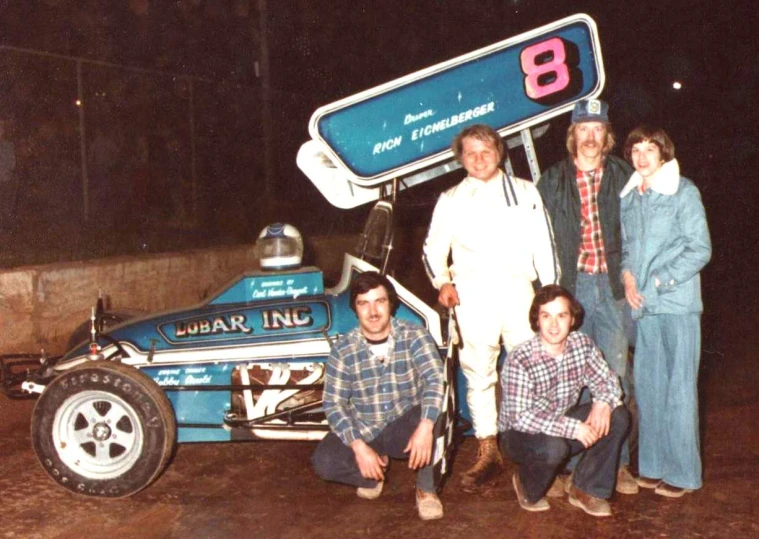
left=0, top=46, right=265, bottom=267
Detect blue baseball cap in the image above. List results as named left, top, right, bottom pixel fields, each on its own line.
left=571, top=99, right=609, bottom=124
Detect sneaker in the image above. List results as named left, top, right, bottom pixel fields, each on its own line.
left=416, top=489, right=444, bottom=520
left=546, top=475, right=566, bottom=498
left=615, top=466, right=640, bottom=495
left=512, top=473, right=550, bottom=512
left=567, top=484, right=612, bottom=517
left=636, top=476, right=662, bottom=489
left=357, top=480, right=383, bottom=500
left=461, top=436, right=503, bottom=489
left=654, top=482, right=693, bottom=498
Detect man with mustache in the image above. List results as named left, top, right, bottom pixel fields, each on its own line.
left=312, top=271, right=445, bottom=520
left=536, top=99, right=637, bottom=495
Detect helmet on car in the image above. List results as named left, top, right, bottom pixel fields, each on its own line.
left=255, top=223, right=303, bottom=270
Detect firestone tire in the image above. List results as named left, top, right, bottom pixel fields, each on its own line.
left=31, top=361, right=176, bottom=498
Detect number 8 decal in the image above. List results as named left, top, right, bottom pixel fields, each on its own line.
left=520, top=37, right=571, bottom=101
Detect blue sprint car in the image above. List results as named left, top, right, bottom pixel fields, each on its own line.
left=1, top=236, right=457, bottom=498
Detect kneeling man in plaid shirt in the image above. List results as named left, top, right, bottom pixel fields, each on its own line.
left=312, top=271, right=445, bottom=520
left=498, top=285, right=630, bottom=517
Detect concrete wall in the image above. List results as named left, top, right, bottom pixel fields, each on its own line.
left=0, top=237, right=354, bottom=355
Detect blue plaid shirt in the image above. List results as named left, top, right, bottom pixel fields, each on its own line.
left=498, top=332, right=622, bottom=439
left=324, top=318, right=444, bottom=446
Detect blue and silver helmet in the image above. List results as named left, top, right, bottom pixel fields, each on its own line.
left=255, top=223, right=303, bottom=270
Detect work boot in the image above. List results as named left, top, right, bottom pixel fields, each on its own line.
left=460, top=436, right=503, bottom=489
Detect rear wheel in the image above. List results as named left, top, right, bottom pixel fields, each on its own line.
left=31, top=361, right=176, bottom=498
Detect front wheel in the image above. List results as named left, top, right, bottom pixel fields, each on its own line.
left=31, top=361, right=176, bottom=498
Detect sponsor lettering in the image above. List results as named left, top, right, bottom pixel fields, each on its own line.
left=261, top=306, right=313, bottom=330
left=175, top=314, right=252, bottom=338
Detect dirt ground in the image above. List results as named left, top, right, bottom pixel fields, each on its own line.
left=1, top=327, right=757, bottom=539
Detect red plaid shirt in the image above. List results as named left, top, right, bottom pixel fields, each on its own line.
left=576, top=167, right=607, bottom=274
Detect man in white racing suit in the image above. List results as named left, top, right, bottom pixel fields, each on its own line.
left=423, top=124, right=560, bottom=489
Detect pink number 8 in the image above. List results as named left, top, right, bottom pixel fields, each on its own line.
left=520, top=38, right=571, bottom=100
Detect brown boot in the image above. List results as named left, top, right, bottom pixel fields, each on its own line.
left=461, top=436, right=503, bottom=489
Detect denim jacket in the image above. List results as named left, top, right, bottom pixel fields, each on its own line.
left=620, top=159, right=712, bottom=318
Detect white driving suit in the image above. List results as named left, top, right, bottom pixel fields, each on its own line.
left=423, top=171, right=560, bottom=438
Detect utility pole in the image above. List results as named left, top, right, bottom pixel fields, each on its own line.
left=258, top=0, right=273, bottom=197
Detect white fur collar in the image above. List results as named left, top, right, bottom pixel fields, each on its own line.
left=620, top=159, right=681, bottom=198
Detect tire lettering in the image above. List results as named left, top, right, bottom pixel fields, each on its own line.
left=39, top=365, right=171, bottom=498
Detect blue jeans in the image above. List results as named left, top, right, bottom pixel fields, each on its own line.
left=312, top=405, right=436, bottom=492
left=500, top=404, right=630, bottom=502
left=575, top=272, right=631, bottom=466
left=635, top=314, right=702, bottom=490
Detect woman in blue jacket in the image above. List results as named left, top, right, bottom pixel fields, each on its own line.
left=620, top=126, right=711, bottom=498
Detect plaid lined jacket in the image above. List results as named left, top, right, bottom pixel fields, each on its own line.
left=498, top=332, right=622, bottom=439
left=323, top=318, right=444, bottom=446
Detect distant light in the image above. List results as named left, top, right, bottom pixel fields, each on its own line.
left=672, top=81, right=682, bottom=90
left=75, top=99, right=82, bottom=106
